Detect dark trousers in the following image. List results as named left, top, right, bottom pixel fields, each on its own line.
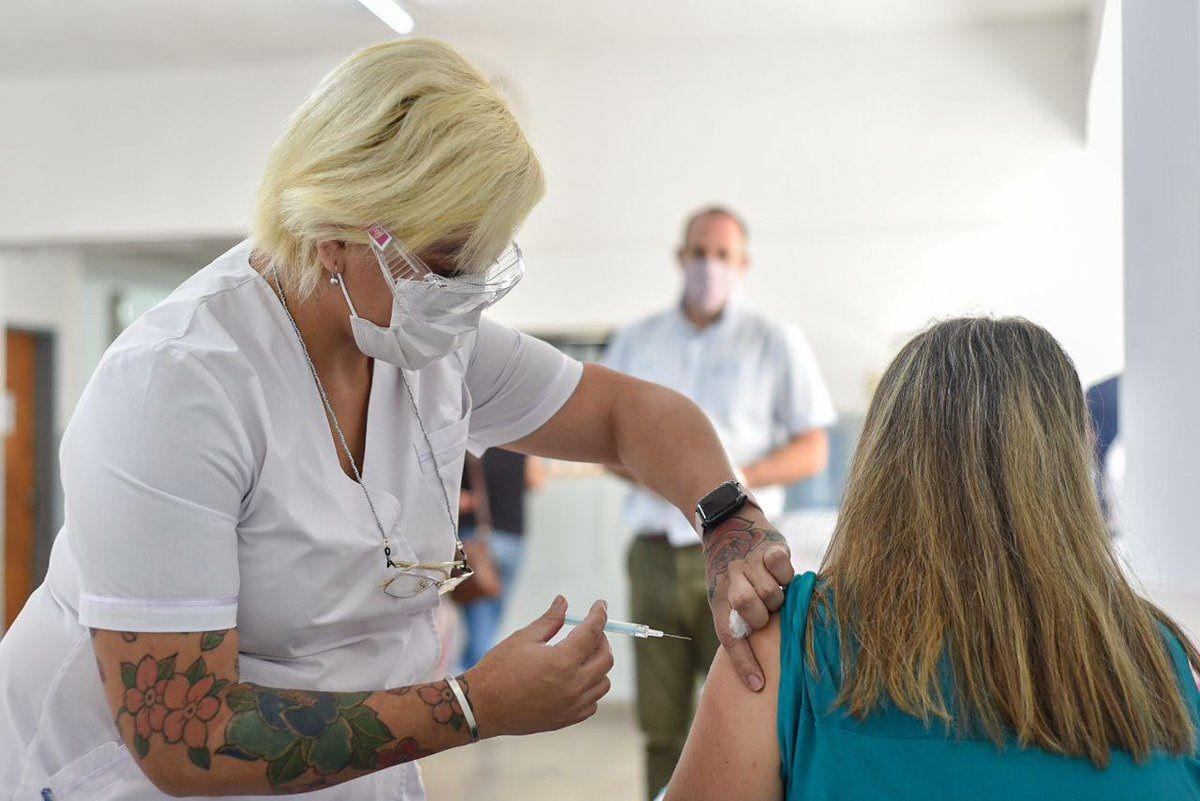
left=627, top=535, right=721, bottom=799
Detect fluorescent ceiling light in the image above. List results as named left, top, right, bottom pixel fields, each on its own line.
left=357, top=0, right=415, bottom=34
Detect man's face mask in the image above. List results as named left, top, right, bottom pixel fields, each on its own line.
left=335, top=225, right=524, bottom=370
left=682, top=257, right=740, bottom=316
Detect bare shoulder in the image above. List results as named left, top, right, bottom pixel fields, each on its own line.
left=664, top=617, right=784, bottom=801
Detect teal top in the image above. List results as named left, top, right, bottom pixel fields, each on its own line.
left=777, top=572, right=1200, bottom=800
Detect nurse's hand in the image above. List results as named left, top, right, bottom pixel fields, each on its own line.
left=703, top=507, right=794, bottom=692
left=465, top=596, right=613, bottom=737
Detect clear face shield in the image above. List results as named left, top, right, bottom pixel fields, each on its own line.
left=365, top=224, right=525, bottom=322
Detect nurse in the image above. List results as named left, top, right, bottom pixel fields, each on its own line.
left=0, top=38, right=793, bottom=800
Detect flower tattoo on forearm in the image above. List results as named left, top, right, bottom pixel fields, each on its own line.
left=217, top=677, right=467, bottom=788
left=116, top=649, right=228, bottom=768
left=416, top=676, right=471, bottom=730
left=702, top=513, right=787, bottom=600
left=217, top=685, right=399, bottom=785
left=108, top=631, right=472, bottom=792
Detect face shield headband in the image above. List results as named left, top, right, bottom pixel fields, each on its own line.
left=364, top=224, right=524, bottom=321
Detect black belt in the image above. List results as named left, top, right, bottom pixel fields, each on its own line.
left=636, top=530, right=670, bottom=542
left=636, top=530, right=701, bottom=551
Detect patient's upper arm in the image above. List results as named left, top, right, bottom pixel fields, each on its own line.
left=664, top=616, right=784, bottom=801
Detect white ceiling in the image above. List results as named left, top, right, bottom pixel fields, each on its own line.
left=0, top=0, right=387, bottom=77
left=2, top=0, right=1092, bottom=77
left=414, top=0, right=1092, bottom=41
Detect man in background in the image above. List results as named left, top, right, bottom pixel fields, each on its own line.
left=602, top=206, right=836, bottom=797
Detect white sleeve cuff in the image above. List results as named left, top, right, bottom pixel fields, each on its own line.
left=78, top=592, right=238, bottom=632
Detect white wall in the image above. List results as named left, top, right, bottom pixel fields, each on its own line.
left=1120, top=0, right=1200, bottom=636
left=0, top=17, right=1121, bottom=412
left=0, top=57, right=343, bottom=244
left=474, top=18, right=1121, bottom=412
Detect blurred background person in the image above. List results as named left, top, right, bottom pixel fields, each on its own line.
left=602, top=206, right=836, bottom=797
left=1086, top=374, right=1122, bottom=533
left=456, top=451, right=547, bottom=670
left=666, top=318, right=1200, bottom=801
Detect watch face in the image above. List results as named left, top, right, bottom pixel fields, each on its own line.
left=703, top=481, right=745, bottom=521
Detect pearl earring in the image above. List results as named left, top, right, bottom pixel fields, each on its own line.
left=330, top=274, right=341, bottom=286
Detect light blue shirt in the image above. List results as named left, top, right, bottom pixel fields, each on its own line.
left=602, top=297, right=836, bottom=546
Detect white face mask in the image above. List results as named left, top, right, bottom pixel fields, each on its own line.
left=336, top=272, right=480, bottom=370
left=682, top=257, right=740, bottom=315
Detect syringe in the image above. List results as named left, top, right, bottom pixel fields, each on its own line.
left=564, top=614, right=691, bottom=640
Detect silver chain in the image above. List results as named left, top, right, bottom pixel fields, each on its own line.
left=269, top=271, right=460, bottom=567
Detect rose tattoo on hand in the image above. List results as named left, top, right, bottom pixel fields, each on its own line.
left=702, top=513, right=787, bottom=600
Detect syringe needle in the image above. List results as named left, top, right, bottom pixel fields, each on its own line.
left=564, top=613, right=692, bottom=641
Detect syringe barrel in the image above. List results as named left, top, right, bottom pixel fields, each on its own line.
left=604, top=620, right=648, bottom=638
left=564, top=614, right=650, bottom=638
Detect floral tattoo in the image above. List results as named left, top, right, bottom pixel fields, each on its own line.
left=216, top=677, right=469, bottom=789
left=117, top=650, right=228, bottom=769
left=110, top=632, right=466, bottom=791
left=216, top=685, right=397, bottom=786
left=702, top=513, right=787, bottom=600
left=200, top=630, right=228, bottom=651
left=417, top=676, right=471, bottom=730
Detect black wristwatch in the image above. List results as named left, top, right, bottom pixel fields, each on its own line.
left=694, top=480, right=755, bottom=534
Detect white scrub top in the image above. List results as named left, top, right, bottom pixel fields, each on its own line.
left=602, top=296, right=835, bottom=546
left=0, top=241, right=583, bottom=801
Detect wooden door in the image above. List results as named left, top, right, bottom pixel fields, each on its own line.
left=5, top=331, right=38, bottom=628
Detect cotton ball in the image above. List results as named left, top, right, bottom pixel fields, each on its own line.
left=728, top=609, right=751, bottom=639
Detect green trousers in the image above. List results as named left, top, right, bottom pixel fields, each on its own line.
left=627, top=536, right=721, bottom=799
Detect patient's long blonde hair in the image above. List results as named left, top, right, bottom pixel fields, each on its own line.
left=816, top=317, right=1199, bottom=767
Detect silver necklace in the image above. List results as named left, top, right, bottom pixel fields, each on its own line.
left=269, top=271, right=460, bottom=568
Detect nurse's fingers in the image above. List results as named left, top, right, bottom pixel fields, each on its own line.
left=717, top=614, right=766, bottom=692
left=763, top=545, right=795, bottom=587
left=748, top=568, right=786, bottom=613
left=579, top=676, right=612, bottom=706
left=729, top=573, right=770, bottom=630
left=712, top=593, right=766, bottom=692
left=559, top=600, right=608, bottom=659
left=520, top=595, right=568, bottom=643
left=579, top=633, right=614, bottom=683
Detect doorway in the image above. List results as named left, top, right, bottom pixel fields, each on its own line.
left=4, top=328, right=56, bottom=628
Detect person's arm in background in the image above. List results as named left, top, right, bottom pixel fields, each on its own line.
left=508, top=363, right=794, bottom=691
left=90, top=600, right=611, bottom=797
left=525, top=455, right=547, bottom=491
left=741, top=428, right=828, bottom=490
left=664, top=615, right=784, bottom=801
left=742, top=325, right=837, bottom=491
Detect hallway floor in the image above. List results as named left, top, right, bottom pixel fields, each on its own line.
left=421, top=702, right=644, bottom=800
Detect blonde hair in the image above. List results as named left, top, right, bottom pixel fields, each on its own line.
left=252, top=37, right=544, bottom=298
left=815, top=317, right=1200, bottom=767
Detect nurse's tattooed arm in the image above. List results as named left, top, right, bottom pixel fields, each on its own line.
left=90, top=627, right=466, bottom=794
left=89, top=599, right=612, bottom=796
left=506, top=363, right=795, bottom=693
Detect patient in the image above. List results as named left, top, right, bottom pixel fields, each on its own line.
left=666, top=317, right=1200, bottom=801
